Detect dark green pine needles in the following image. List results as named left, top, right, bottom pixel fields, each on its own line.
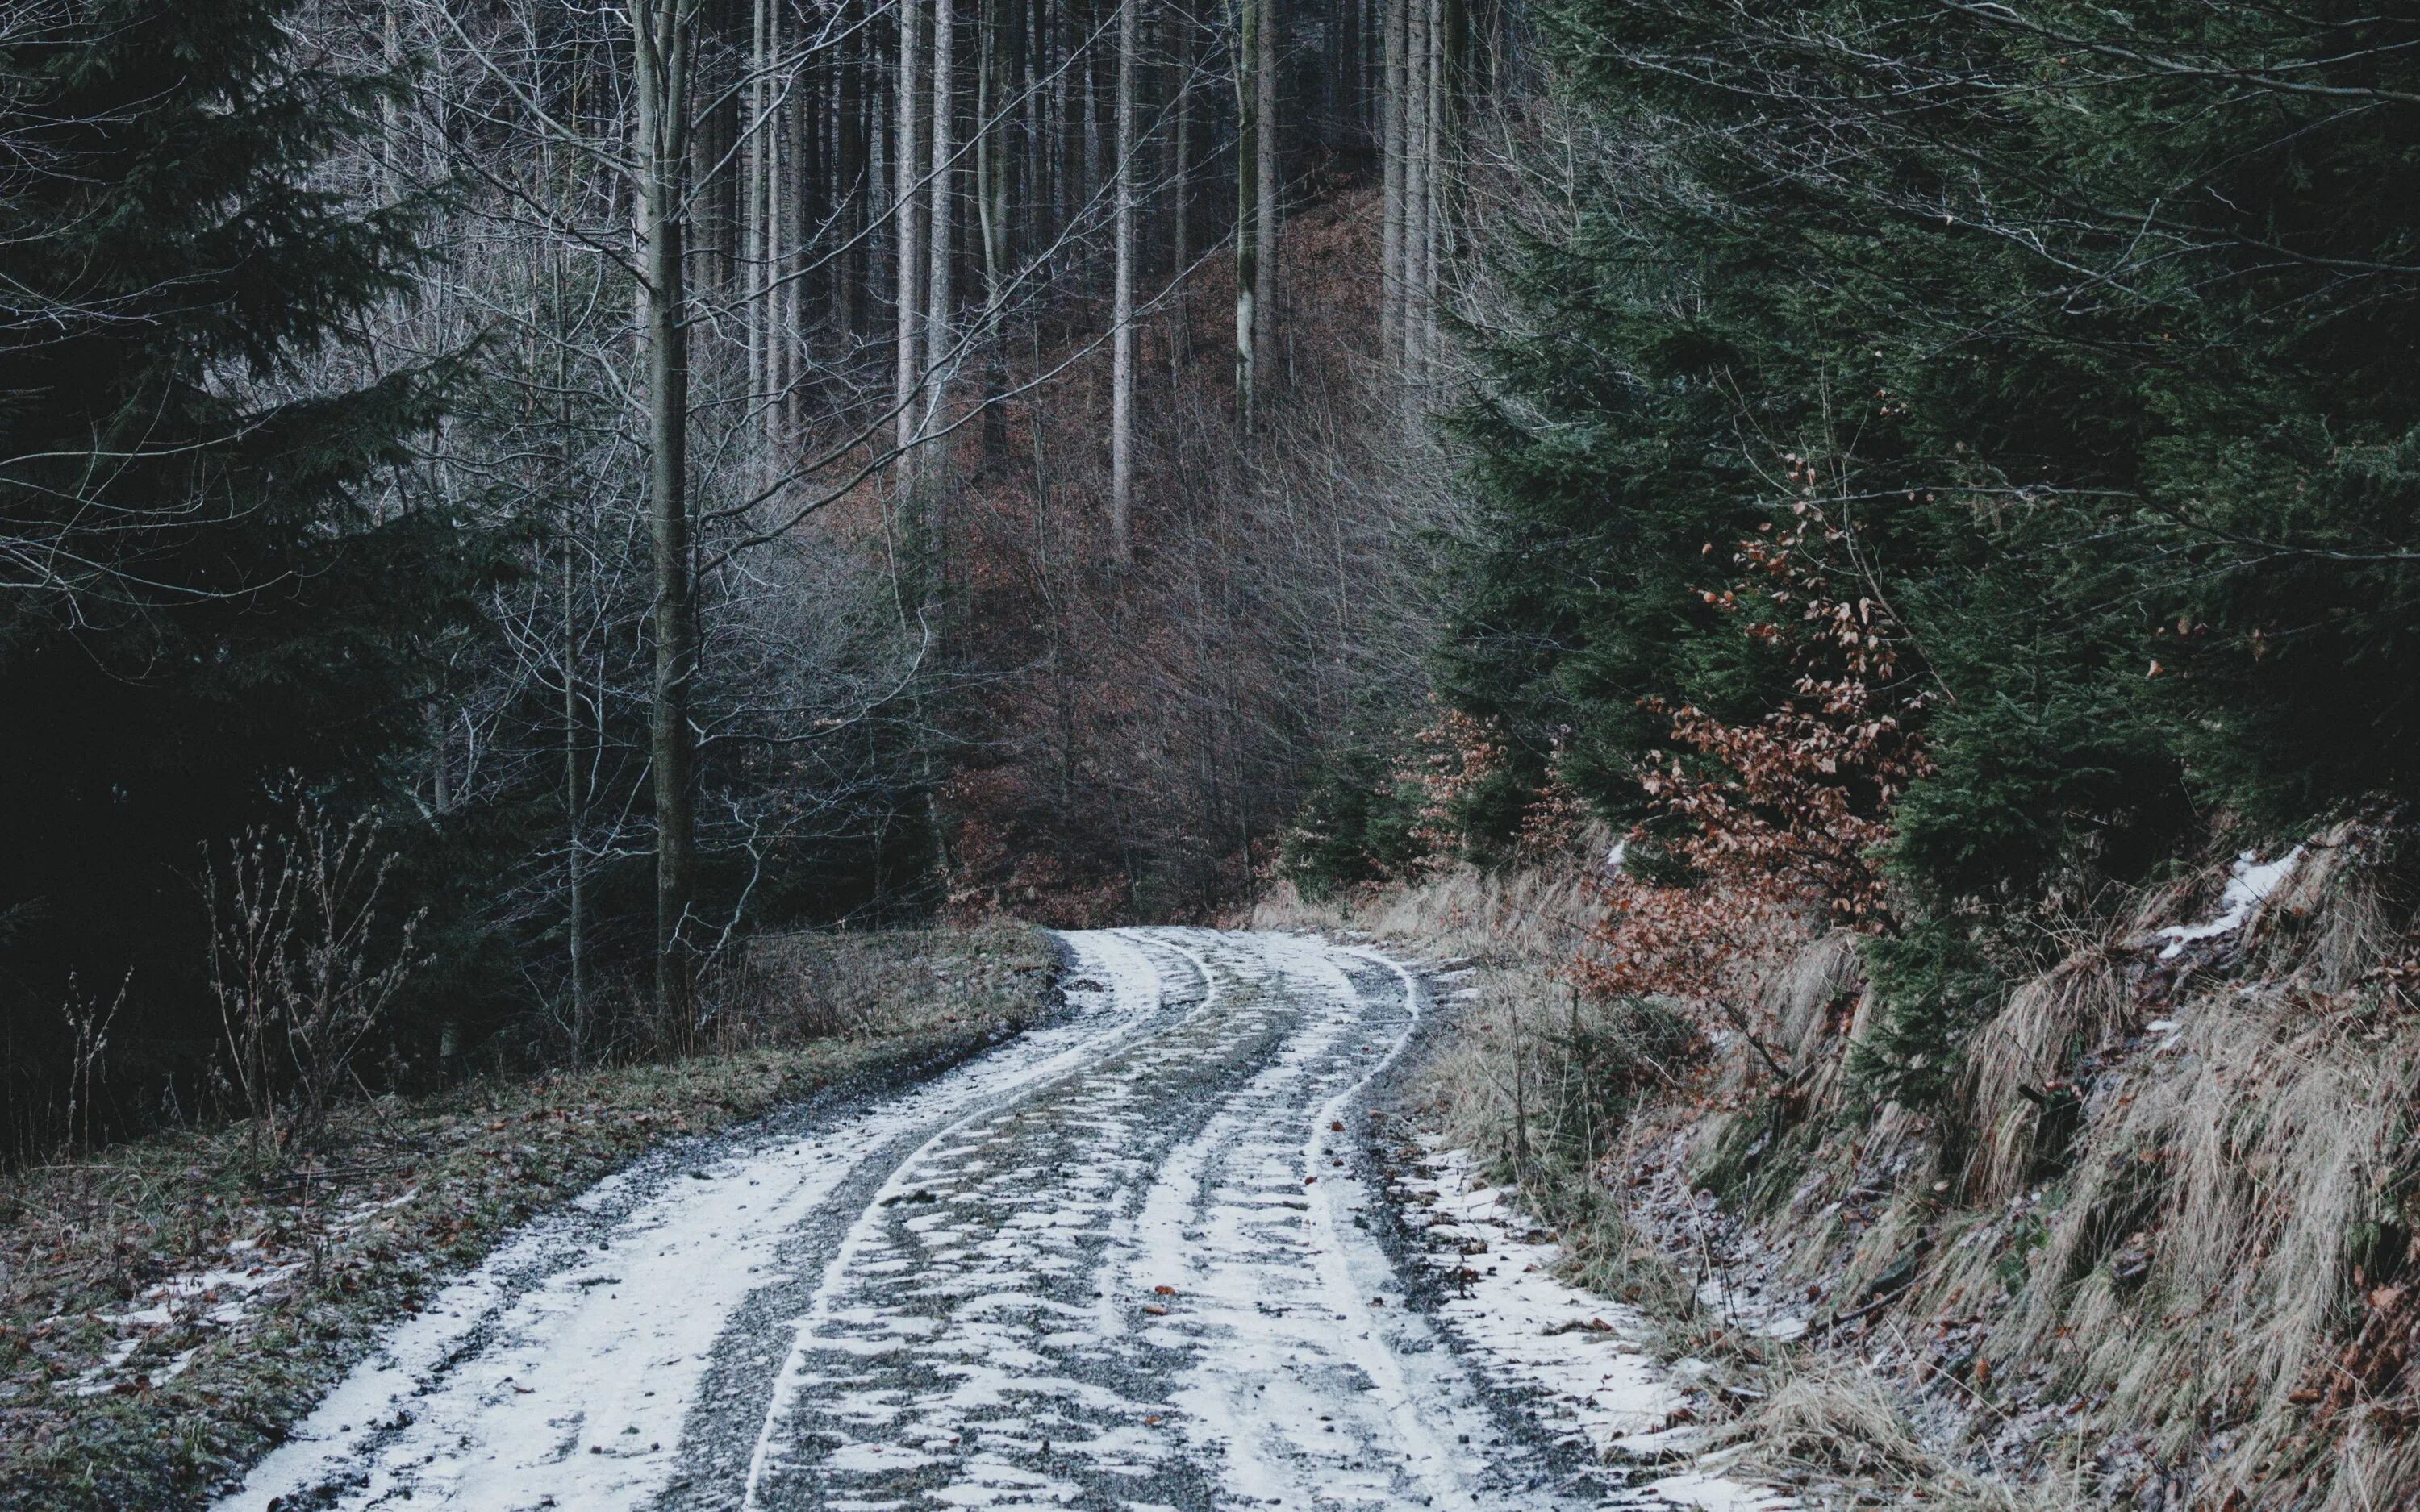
left=0, top=0, right=497, bottom=1077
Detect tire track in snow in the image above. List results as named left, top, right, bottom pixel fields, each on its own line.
left=211, top=932, right=1180, bottom=1512
left=211, top=929, right=1761, bottom=1512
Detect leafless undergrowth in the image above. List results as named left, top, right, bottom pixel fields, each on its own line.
left=205, top=794, right=424, bottom=1170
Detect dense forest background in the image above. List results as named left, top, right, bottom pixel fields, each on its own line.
left=7, top=0, right=2420, bottom=1173
left=0, top=0, right=1472, bottom=1156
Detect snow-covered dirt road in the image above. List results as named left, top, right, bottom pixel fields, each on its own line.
left=216, top=930, right=1759, bottom=1512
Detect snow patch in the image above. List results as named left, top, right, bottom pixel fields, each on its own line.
left=1395, top=1144, right=1686, bottom=1455
left=2156, top=848, right=2303, bottom=959
left=215, top=932, right=1171, bottom=1512
left=1388, top=1138, right=1791, bottom=1508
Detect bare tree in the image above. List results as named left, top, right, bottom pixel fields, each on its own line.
left=1253, top=0, right=1275, bottom=379
left=895, top=0, right=925, bottom=470
left=1233, top=0, right=1262, bottom=430
left=920, top=0, right=958, bottom=548
left=630, top=0, right=703, bottom=1013
left=1380, top=0, right=1404, bottom=366
left=1400, top=0, right=1427, bottom=377
left=1111, top=0, right=1139, bottom=562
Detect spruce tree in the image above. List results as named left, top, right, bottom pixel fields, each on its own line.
left=1426, top=0, right=2420, bottom=1101
left=0, top=0, right=487, bottom=1110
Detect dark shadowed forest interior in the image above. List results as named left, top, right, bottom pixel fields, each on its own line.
left=4, top=0, right=1475, bottom=1148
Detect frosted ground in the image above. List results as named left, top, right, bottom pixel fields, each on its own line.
left=215, top=931, right=1774, bottom=1512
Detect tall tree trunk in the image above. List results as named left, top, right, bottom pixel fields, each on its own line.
left=1170, top=0, right=1190, bottom=369
left=921, top=0, right=956, bottom=548
left=561, top=523, right=587, bottom=1053
left=766, top=0, right=789, bottom=455
left=1233, top=0, right=1259, bottom=432
left=1170, top=0, right=1190, bottom=273
left=1252, top=0, right=1275, bottom=378
left=895, top=0, right=924, bottom=467
left=1110, top=0, right=1137, bottom=563
left=1401, top=0, right=1426, bottom=378
left=977, top=0, right=1011, bottom=460
left=782, top=2, right=805, bottom=435
left=1051, top=0, right=1070, bottom=255
left=1021, top=0, right=1043, bottom=260
left=838, top=18, right=865, bottom=338
left=749, top=0, right=770, bottom=418
left=546, top=165, right=589, bottom=1057
left=1380, top=0, right=1404, bottom=368
left=1421, top=0, right=1442, bottom=368
left=382, top=0, right=403, bottom=202
left=632, top=0, right=698, bottom=1020
left=1083, top=36, right=1102, bottom=214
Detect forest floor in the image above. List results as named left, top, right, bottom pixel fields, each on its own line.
left=0, top=922, right=1057, bottom=1512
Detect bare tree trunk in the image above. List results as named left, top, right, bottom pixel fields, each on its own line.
left=749, top=0, right=770, bottom=420
left=1169, top=0, right=1191, bottom=369
left=977, top=0, right=1011, bottom=460
left=1401, top=0, right=1426, bottom=379
left=542, top=148, right=589, bottom=1055
left=1233, top=0, right=1259, bottom=432
left=632, top=0, right=698, bottom=1020
left=921, top=0, right=955, bottom=548
left=1083, top=39, right=1102, bottom=215
left=776, top=0, right=799, bottom=440
left=1050, top=1, right=1070, bottom=256
left=1413, top=0, right=1433, bottom=365
left=766, top=0, right=790, bottom=455
left=1110, top=0, right=1137, bottom=564
left=1253, top=0, right=1275, bottom=377
left=1023, top=0, right=1045, bottom=256
left=837, top=17, right=866, bottom=338
left=1380, top=0, right=1404, bottom=368
left=382, top=0, right=404, bottom=202
left=895, top=0, right=924, bottom=467
left=562, top=523, right=587, bottom=1053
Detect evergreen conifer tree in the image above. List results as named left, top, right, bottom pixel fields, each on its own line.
left=0, top=0, right=489, bottom=1098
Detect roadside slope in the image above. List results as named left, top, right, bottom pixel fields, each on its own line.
left=1259, top=824, right=2420, bottom=1511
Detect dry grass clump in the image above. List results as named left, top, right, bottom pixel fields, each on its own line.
left=1271, top=810, right=2420, bottom=1510
left=1958, top=942, right=2133, bottom=1207
left=1260, top=836, right=1714, bottom=1183
left=724, top=923, right=1056, bottom=1044
left=1248, top=833, right=1608, bottom=966
left=1318, top=814, right=2420, bottom=1511
left=1748, top=826, right=2420, bottom=1510
left=1984, top=897, right=2420, bottom=1502
left=1726, top=1359, right=2085, bottom=1511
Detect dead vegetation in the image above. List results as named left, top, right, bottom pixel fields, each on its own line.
left=1291, top=815, right=2420, bottom=1510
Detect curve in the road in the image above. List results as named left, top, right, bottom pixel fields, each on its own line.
left=213, top=930, right=1700, bottom=1512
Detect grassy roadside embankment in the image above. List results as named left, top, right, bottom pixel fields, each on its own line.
left=0, top=923, right=1056, bottom=1512
left=1261, top=827, right=2420, bottom=1512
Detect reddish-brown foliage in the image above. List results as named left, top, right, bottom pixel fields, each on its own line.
left=1581, top=494, right=1931, bottom=1022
